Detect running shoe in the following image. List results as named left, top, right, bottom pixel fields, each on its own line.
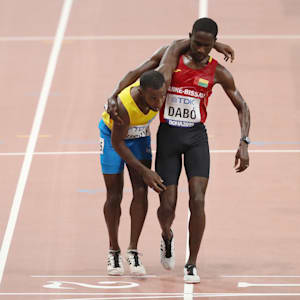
left=107, top=250, right=124, bottom=275
left=184, top=264, right=200, bottom=283
left=160, top=231, right=175, bottom=270
left=126, top=250, right=146, bottom=275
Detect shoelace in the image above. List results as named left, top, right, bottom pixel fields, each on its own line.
left=128, top=251, right=142, bottom=267
left=163, top=236, right=173, bottom=258
left=185, top=264, right=196, bottom=276
left=109, top=251, right=121, bottom=268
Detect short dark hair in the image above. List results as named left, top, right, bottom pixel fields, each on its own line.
left=192, top=18, right=218, bottom=38
left=140, top=70, right=165, bottom=90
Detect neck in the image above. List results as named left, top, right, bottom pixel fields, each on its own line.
left=185, top=51, right=209, bottom=68
left=131, top=87, right=149, bottom=114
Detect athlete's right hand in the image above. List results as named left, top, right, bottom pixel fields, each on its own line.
left=142, top=169, right=166, bottom=193
left=106, top=96, right=124, bottom=125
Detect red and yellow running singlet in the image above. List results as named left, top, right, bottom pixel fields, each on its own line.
left=160, top=55, right=218, bottom=127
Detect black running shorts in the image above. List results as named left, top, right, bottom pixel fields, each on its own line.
left=155, top=122, right=210, bottom=186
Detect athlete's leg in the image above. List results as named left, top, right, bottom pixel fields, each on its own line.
left=186, top=176, right=208, bottom=265
left=157, top=185, right=178, bottom=240
left=103, top=173, right=124, bottom=251
left=155, top=124, right=183, bottom=270
left=126, top=160, right=151, bottom=250
left=155, top=124, right=183, bottom=240
left=99, top=120, right=125, bottom=251
left=183, top=123, right=210, bottom=266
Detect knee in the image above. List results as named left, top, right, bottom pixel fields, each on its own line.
left=158, top=200, right=176, bottom=217
left=105, top=192, right=122, bottom=206
left=189, top=193, right=205, bottom=213
left=132, top=186, right=148, bottom=202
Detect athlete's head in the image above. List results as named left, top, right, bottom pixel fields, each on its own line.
left=189, top=18, right=218, bottom=62
left=139, top=70, right=166, bottom=112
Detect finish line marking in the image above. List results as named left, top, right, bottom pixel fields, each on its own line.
left=31, top=275, right=157, bottom=278
left=222, top=275, right=300, bottom=278
left=238, top=282, right=300, bottom=288
left=1, top=292, right=300, bottom=297
left=1, top=35, right=300, bottom=42
left=0, top=150, right=299, bottom=156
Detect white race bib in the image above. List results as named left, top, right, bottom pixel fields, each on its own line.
left=126, top=125, right=150, bottom=139
left=99, top=137, right=104, bottom=154
left=164, top=94, right=201, bottom=126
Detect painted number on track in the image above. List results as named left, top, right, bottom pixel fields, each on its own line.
left=43, top=280, right=139, bottom=289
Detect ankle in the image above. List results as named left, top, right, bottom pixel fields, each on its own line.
left=162, top=229, right=173, bottom=241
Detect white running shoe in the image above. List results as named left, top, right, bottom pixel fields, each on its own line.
left=126, top=250, right=146, bottom=275
left=184, top=264, right=200, bottom=283
left=107, top=250, right=124, bottom=275
left=160, top=231, right=175, bottom=270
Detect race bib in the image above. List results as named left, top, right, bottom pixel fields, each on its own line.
left=126, top=125, right=150, bottom=139
left=99, top=137, right=104, bottom=154
left=164, top=94, right=201, bottom=127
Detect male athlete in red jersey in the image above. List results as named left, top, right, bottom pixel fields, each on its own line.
left=107, top=18, right=250, bottom=283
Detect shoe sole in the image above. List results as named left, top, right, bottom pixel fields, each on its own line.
left=107, top=270, right=124, bottom=276
left=161, top=259, right=175, bottom=270
left=130, top=271, right=146, bottom=276
left=184, top=276, right=200, bottom=284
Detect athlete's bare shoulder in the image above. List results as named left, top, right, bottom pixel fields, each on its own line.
left=215, top=62, right=234, bottom=86
left=116, top=96, right=130, bottom=126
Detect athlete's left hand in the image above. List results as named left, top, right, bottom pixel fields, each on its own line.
left=234, top=144, right=249, bottom=172
left=214, top=42, right=235, bottom=63
left=106, top=96, right=124, bottom=125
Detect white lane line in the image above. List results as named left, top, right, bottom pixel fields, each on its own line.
left=0, top=150, right=299, bottom=156
left=199, top=0, right=208, bottom=18
left=238, top=282, right=300, bottom=288
left=56, top=295, right=300, bottom=300
left=183, top=2, right=209, bottom=298
left=184, top=210, right=193, bottom=300
left=31, top=275, right=157, bottom=278
left=1, top=35, right=300, bottom=42
left=222, top=275, right=300, bottom=278
left=0, top=151, right=100, bottom=156
left=221, top=35, right=300, bottom=40
left=0, top=0, right=73, bottom=285
left=1, top=292, right=300, bottom=297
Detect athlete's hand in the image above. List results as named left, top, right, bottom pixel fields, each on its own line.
left=142, top=169, right=166, bottom=193
left=234, top=144, right=249, bottom=172
left=214, top=42, right=235, bottom=63
left=106, top=96, right=124, bottom=125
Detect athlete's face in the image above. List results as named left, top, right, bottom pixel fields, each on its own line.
left=142, top=83, right=167, bottom=112
left=189, top=31, right=215, bottom=62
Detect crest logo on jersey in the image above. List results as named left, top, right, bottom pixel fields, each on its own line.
left=174, top=69, right=181, bottom=73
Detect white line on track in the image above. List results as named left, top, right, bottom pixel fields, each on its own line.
left=0, top=150, right=299, bottom=157
left=0, top=0, right=74, bottom=285
left=198, top=0, right=208, bottom=18
left=183, top=1, right=209, bottom=298
left=31, top=275, right=157, bottom=278
left=184, top=210, right=193, bottom=299
left=1, top=292, right=300, bottom=297
left=0, top=35, right=300, bottom=42
left=222, top=275, right=300, bottom=278
left=238, top=282, right=300, bottom=288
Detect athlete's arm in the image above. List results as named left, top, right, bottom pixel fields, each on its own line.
left=214, top=41, right=235, bottom=62
left=156, top=39, right=190, bottom=88
left=215, top=64, right=250, bottom=173
left=111, top=100, right=166, bottom=193
left=106, top=46, right=168, bottom=124
left=107, top=40, right=235, bottom=123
